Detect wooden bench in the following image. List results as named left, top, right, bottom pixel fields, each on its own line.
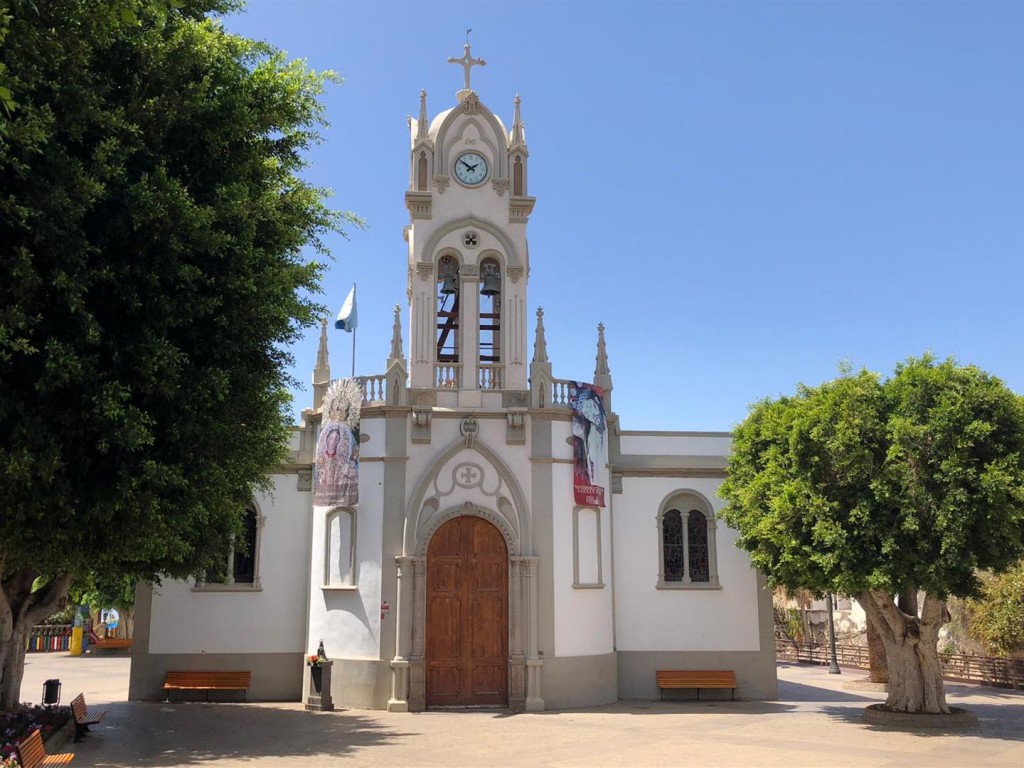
left=15, top=727, right=73, bottom=767
left=656, top=670, right=739, bottom=700
left=91, top=637, right=132, bottom=654
left=70, top=693, right=106, bottom=742
left=163, top=670, right=251, bottom=702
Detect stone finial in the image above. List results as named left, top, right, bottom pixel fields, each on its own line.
left=316, top=317, right=330, bottom=371
left=387, top=304, right=405, bottom=367
left=594, top=322, right=613, bottom=411
left=532, top=307, right=549, bottom=364
left=416, top=89, right=429, bottom=140
left=313, top=317, right=331, bottom=411
left=595, top=322, right=610, bottom=376
left=511, top=94, right=526, bottom=146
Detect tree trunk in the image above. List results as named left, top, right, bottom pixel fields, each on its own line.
left=866, top=613, right=889, bottom=684
left=0, top=569, right=73, bottom=711
left=858, top=589, right=950, bottom=714
left=0, top=625, right=29, bottom=710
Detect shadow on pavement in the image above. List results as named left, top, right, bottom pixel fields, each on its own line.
left=70, top=702, right=411, bottom=767
left=778, top=679, right=882, bottom=703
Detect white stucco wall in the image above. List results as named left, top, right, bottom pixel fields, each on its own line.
left=613, top=476, right=763, bottom=652
left=404, top=416, right=533, bottom=555
left=551, top=422, right=615, bottom=657
left=618, top=432, right=732, bottom=458
left=148, top=473, right=311, bottom=654
left=306, top=417, right=385, bottom=660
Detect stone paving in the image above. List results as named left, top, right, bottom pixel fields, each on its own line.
left=19, top=653, right=1024, bottom=767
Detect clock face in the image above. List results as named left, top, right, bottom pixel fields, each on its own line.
left=454, top=152, right=488, bottom=185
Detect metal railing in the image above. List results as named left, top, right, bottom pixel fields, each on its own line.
left=776, top=640, right=1024, bottom=689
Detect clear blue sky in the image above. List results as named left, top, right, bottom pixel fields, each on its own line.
left=223, top=0, right=1024, bottom=432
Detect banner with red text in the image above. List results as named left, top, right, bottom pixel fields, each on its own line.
left=570, top=381, right=607, bottom=507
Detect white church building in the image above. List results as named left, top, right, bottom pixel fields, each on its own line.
left=128, top=49, right=777, bottom=711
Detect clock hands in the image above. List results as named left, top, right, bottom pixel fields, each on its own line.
left=460, top=159, right=478, bottom=172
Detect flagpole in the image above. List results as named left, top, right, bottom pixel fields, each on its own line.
left=350, top=283, right=356, bottom=378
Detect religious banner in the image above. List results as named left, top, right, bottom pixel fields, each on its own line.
left=314, top=378, right=362, bottom=506
left=570, top=381, right=607, bottom=508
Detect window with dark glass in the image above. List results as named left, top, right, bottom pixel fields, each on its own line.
left=663, top=509, right=684, bottom=582
left=232, top=507, right=258, bottom=584
left=687, top=509, right=710, bottom=582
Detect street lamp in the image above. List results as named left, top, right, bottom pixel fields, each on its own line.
left=826, top=592, right=841, bottom=674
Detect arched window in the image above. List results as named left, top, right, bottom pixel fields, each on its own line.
left=657, top=494, right=719, bottom=589
left=325, top=507, right=357, bottom=588
left=233, top=507, right=258, bottom=584
left=478, top=257, right=501, bottom=389
left=513, top=156, right=524, bottom=196
left=687, top=510, right=710, bottom=583
left=196, top=504, right=263, bottom=591
left=662, top=510, right=685, bottom=581
left=436, top=255, right=460, bottom=387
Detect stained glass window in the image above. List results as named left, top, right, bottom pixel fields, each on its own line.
left=663, top=509, right=684, bottom=582
left=687, top=509, right=709, bottom=583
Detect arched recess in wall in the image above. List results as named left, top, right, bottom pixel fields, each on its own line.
left=324, top=506, right=357, bottom=587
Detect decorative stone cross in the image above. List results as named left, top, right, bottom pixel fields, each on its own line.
left=460, top=466, right=478, bottom=485
left=448, top=32, right=486, bottom=91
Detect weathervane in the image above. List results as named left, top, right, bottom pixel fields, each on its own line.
left=447, top=28, right=486, bottom=92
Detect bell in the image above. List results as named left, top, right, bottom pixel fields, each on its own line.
left=480, top=273, right=501, bottom=296
left=439, top=275, right=458, bottom=295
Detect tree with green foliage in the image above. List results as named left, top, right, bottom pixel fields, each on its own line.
left=0, top=0, right=359, bottom=709
left=968, top=562, right=1024, bottom=657
left=721, top=357, right=1024, bottom=714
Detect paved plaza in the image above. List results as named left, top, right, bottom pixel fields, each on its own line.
left=18, top=653, right=1024, bottom=767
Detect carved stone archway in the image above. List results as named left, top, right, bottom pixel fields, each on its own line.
left=388, top=504, right=543, bottom=713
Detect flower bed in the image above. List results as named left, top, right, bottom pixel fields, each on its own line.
left=1, top=704, right=71, bottom=767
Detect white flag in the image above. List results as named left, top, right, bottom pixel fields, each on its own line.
left=335, top=285, right=357, bottom=332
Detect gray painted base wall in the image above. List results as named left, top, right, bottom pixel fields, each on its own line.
left=307, top=658, right=392, bottom=710
left=542, top=653, right=618, bottom=709
left=129, top=652, right=304, bottom=702
left=617, top=650, right=779, bottom=700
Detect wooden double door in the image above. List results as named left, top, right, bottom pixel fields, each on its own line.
left=425, top=515, right=509, bottom=707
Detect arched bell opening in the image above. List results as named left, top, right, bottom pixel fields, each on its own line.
left=436, top=254, right=461, bottom=388
left=478, top=257, right=502, bottom=390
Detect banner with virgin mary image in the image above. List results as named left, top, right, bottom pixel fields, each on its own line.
left=314, top=378, right=362, bottom=506
left=570, top=381, right=607, bottom=507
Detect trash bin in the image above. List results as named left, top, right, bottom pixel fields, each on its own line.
left=42, top=678, right=61, bottom=705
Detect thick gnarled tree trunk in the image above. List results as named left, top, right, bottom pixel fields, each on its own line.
left=866, top=616, right=888, bottom=684
left=0, top=566, right=72, bottom=711
left=859, top=589, right=950, bottom=714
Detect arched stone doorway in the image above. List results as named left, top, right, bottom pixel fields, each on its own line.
left=425, top=515, right=508, bottom=707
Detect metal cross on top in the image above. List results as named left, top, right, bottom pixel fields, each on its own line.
left=447, top=29, right=486, bottom=91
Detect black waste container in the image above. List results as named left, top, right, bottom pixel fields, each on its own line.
left=42, top=678, right=61, bottom=705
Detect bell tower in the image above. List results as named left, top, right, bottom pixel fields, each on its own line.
left=404, top=43, right=536, bottom=403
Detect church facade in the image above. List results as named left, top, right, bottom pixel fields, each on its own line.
left=128, top=51, right=777, bottom=711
